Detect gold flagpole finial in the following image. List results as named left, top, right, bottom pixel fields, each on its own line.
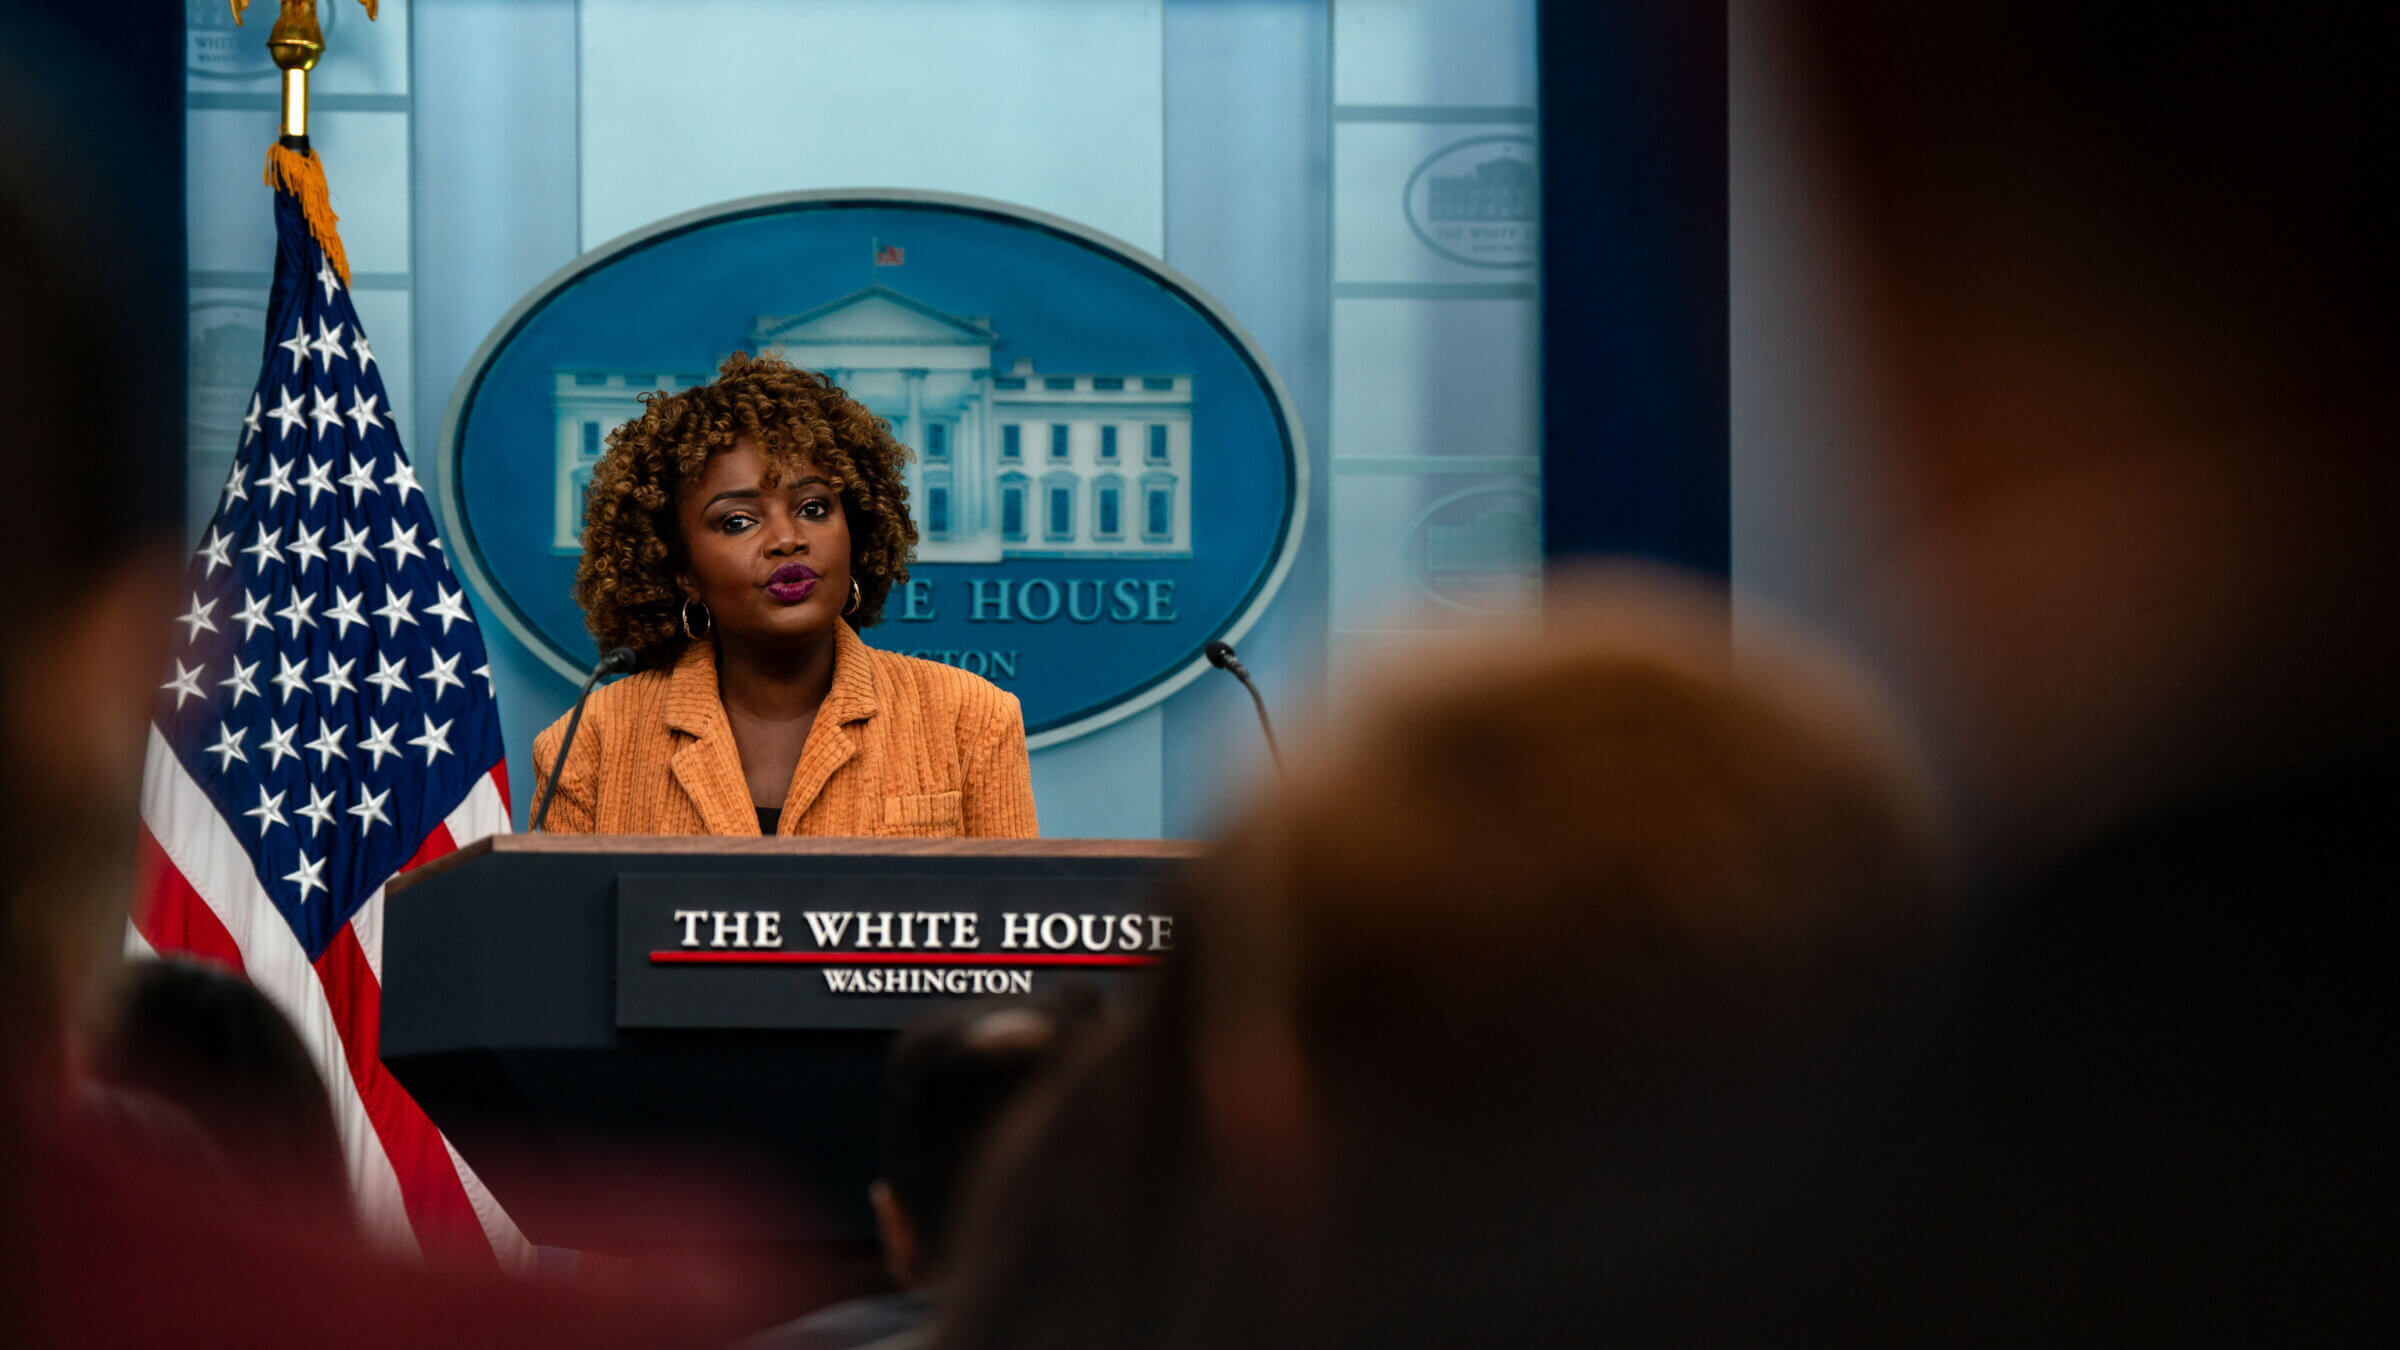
left=230, top=1, right=379, bottom=144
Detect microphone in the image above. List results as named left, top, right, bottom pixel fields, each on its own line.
left=530, top=646, right=637, bottom=832
left=1204, top=639, right=1284, bottom=774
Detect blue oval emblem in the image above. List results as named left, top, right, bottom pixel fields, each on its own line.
left=438, top=191, right=1307, bottom=748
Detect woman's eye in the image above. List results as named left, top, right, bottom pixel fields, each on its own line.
left=717, top=513, right=757, bottom=534
left=800, top=499, right=831, bottom=520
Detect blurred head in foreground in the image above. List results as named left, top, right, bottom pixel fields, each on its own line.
left=96, top=958, right=357, bottom=1239
left=1777, top=2, right=2397, bottom=870
left=873, top=995, right=1100, bottom=1292
left=930, top=573, right=1951, bottom=1349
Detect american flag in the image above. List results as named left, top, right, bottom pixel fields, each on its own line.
left=133, top=150, right=528, bottom=1267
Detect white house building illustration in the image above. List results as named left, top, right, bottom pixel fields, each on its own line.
left=552, top=286, right=1193, bottom=563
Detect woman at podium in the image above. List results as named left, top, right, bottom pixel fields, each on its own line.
left=531, top=352, right=1037, bottom=837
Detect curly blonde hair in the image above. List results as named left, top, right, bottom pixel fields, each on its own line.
left=573, top=351, right=917, bottom=667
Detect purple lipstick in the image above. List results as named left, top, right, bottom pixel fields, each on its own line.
left=766, top=562, right=820, bottom=604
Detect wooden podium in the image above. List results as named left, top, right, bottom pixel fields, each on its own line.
left=381, top=835, right=1197, bottom=1251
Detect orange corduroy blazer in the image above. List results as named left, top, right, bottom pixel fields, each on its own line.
left=530, top=621, right=1038, bottom=838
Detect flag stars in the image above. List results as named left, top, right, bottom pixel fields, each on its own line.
left=408, top=715, right=454, bottom=765
left=325, top=587, right=367, bottom=639
left=384, top=460, right=423, bottom=506
left=199, top=527, right=234, bottom=578
left=260, top=719, right=301, bottom=772
left=474, top=662, right=494, bottom=694
left=308, top=385, right=343, bottom=438
left=244, top=785, right=288, bottom=837
left=333, top=521, right=374, bottom=572
left=160, top=660, right=206, bottom=710
left=344, top=388, right=386, bottom=436
left=366, top=652, right=410, bottom=703
left=219, top=658, right=260, bottom=709
left=278, top=319, right=311, bottom=371
left=380, top=524, right=426, bottom=569
left=204, top=723, right=247, bottom=772
left=233, top=590, right=274, bottom=641
left=242, top=526, right=284, bottom=573
left=426, top=585, right=471, bottom=635
left=298, top=783, right=338, bottom=834
left=349, top=325, right=375, bottom=375
left=316, top=255, right=343, bottom=302
left=339, top=458, right=381, bottom=504
left=310, top=317, right=348, bottom=369
left=314, top=655, right=357, bottom=700
left=305, top=721, right=347, bottom=772
left=359, top=718, right=401, bottom=770
left=284, top=851, right=328, bottom=903
left=275, top=588, right=317, bottom=638
left=289, top=522, right=328, bottom=572
left=374, top=587, right=419, bottom=636
left=256, top=456, right=295, bottom=507
left=242, top=393, right=264, bottom=443
left=220, top=462, right=251, bottom=509
left=174, top=593, right=218, bottom=643
left=423, top=651, right=465, bottom=701
left=267, top=387, right=306, bottom=440
left=300, top=456, right=336, bottom=506
left=348, top=784, right=393, bottom=833
left=273, top=654, right=310, bottom=705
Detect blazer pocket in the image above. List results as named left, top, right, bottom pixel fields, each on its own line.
left=880, top=790, right=964, bottom=837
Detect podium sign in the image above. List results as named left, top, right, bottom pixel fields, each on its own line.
left=617, top=867, right=1174, bottom=1031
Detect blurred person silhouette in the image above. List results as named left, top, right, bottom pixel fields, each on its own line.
left=94, top=958, right=359, bottom=1241
left=1752, top=2, right=2399, bottom=1338
left=0, top=22, right=761, bottom=1350
left=920, top=575, right=1952, bottom=1350
left=750, top=994, right=1101, bottom=1350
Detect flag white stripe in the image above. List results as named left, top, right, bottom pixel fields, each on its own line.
left=141, top=726, right=422, bottom=1259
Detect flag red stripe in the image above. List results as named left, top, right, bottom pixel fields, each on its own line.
left=132, top=826, right=247, bottom=976
left=312, top=899, right=495, bottom=1266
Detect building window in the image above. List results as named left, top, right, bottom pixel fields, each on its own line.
left=1099, top=425, right=1118, bottom=460
left=926, top=422, right=949, bottom=461
left=927, top=486, right=950, bottom=536
left=1049, top=424, right=1069, bottom=461
left=1047, top=485, right=1074, bottom=540
left=994, top=376, right=1025, bottom=391
left=574, top=372, right=608, bottom=386
left=1001, top=425, right=1021, bottom=460
left=582, top=422, right=601, bottom=458
left=1044, top=376, right=1076, bottom=391
left=1001, top=481, right=1027, bottom=541
left=1093, top=376, right=1124, bottom=391
left=1142, top=376, right=1175, bottom=392
left=1097, top=483, right=1122, bottom=538
left=1146, top=485, right=1172, bottom=540
left=1147, top=424, right=1169, bottom=463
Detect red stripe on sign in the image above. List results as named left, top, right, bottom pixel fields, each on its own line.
left=132, top=825, right=248, bottom=975
left=314, top=860, right=495, bottom=1266
left=652, top=950, right=1163, bottom=967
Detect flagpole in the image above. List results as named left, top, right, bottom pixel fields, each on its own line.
left=256, top=1, right=325, bottom=147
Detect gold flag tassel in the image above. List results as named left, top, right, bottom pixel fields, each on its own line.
left=263, top=144, right=353, bottom=289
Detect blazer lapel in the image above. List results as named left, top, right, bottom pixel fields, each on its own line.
left=663, top=643, right=761, bottom=837
left=777, top=621, right=881, bottom=830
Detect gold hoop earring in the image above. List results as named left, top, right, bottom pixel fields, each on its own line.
left=681, top=597, right=712, bottom=640
left=845, top=578, right=862, bottom=616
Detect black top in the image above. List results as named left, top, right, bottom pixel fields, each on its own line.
left=756, top=807, right=780, bottom=836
